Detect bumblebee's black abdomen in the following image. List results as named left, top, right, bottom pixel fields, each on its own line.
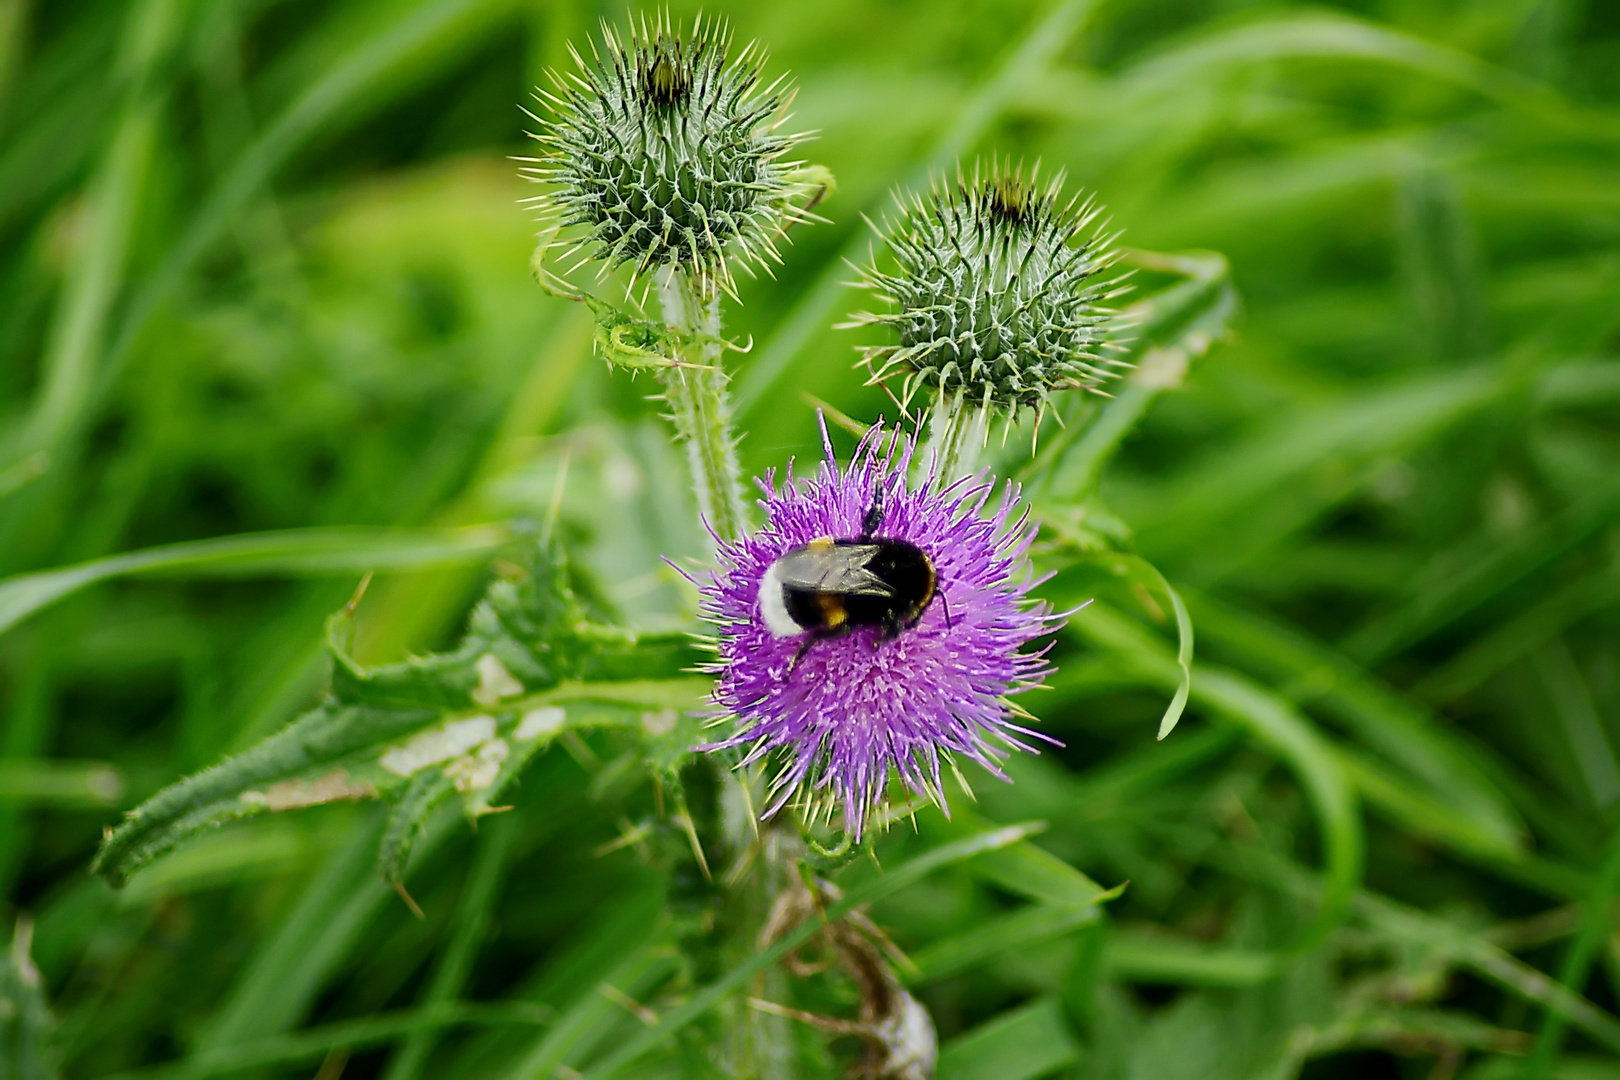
left=837, top=542, right=934, bottom=627
left=764, top=537, right=937, bottom=638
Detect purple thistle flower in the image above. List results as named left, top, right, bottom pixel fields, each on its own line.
left=697, top=418, right=1063, bottom=839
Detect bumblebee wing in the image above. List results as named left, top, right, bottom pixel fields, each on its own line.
left=773, top=544, right=894, bottom=596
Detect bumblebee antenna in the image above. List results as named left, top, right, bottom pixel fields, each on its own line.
left=939, top=588, right=953, bottom=631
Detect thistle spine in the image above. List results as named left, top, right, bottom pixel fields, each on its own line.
left=522, top=11, right=818, bottom=299
left=847, top=159, right=1129, bottom=476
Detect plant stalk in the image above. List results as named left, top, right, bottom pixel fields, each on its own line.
left=657, top=270, right=750, bottom=547
left=920, top=392, right=991, bottom=482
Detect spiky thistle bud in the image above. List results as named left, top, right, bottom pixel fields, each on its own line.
left=521, top=12, right=818, bottom=298
left=846, top=161, right=1127, bottom=422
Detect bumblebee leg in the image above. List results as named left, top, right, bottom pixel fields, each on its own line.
left=784, top=635, right=816, bottom=677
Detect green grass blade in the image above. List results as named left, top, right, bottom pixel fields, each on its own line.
left=10, top=0, right=173, bottom=462
left=579, top=823, right=1048, bottom=1079
left=1338, top=746, right=1521, bottom=861
left=0, top=524, right=511, bottom=638
left=1, top=917, right=57, bottom=1080
left=500, top=940, right=676, bottom=1080
left=1190, top=595, right=1526, bottom=853
left=1130, top=365, right=1506, bottom=580
left=382, top=813, right=517, bottom=1080
left=195, top=813, right=396, bottom=1049
left=100, top=0, right=523, bottom=387
left=1120, top=12, right=1590, bottom=131
left=1071, top=601, right=1363, bottom=955
left=928, top=806, right=1117, bottom=909
left=1416, top=566, right=1620, bottom=702
left=1213, top=842, right=1620, bottom=1055
left=936, top=997, right=1081, bottom=1080
left=1103, top=932, right=1277, bottom=987
left=1055, top=553, right=1195, bottom=740
left=1532, top=640, right=1620, bottom=812
left=1523, top=818, right=1620, bottom=1076
left=0, top=760, right=121, bottom=807
left=1344, top=480, right=1620, bottom=663
left=907, top=904, right=1101, bottom=986
left=104, top=1002, right=551, bottom=1080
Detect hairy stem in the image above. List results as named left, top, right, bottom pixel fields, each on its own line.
left=657, top=270, right=750, bottom=547
left=920, top=392, right=991, bottom=482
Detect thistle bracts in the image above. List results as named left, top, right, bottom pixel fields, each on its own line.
left=848, top=160, right=1127, bottom=422
left=522, top=13, right=818, bottom=299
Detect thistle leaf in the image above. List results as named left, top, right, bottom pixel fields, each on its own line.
left=91, top=534, right=705, bottom=888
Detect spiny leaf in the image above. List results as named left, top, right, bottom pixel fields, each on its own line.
left=91, top=534, right=705, bottom=887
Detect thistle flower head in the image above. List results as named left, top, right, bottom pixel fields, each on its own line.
left=848, top=160, right=1127, bottom=419
left=521, top=12, right=815, bottom=298
left=697, top=419, right=1062, bottom=839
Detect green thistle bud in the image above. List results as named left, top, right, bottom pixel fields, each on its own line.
left=522, top=12, right=817, bottom=298
left=846, top=160, right=1126, bottom=421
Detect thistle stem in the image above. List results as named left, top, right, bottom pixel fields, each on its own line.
left=657, top=269, right=750, bottom=547
left=920, top=392, right=991, bottom=482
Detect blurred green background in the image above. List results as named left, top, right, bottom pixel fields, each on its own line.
left=3, top=0, right=1620, bottom=1077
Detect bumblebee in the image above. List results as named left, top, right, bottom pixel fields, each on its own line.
left=759, top=494, right=948, bottom=669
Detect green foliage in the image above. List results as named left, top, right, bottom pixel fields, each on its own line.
left=2, top=0, right=1619, bottom=1077
left=1, top=920, right=58, bottom=1080
left=91, top=531, right=704, bottom=888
